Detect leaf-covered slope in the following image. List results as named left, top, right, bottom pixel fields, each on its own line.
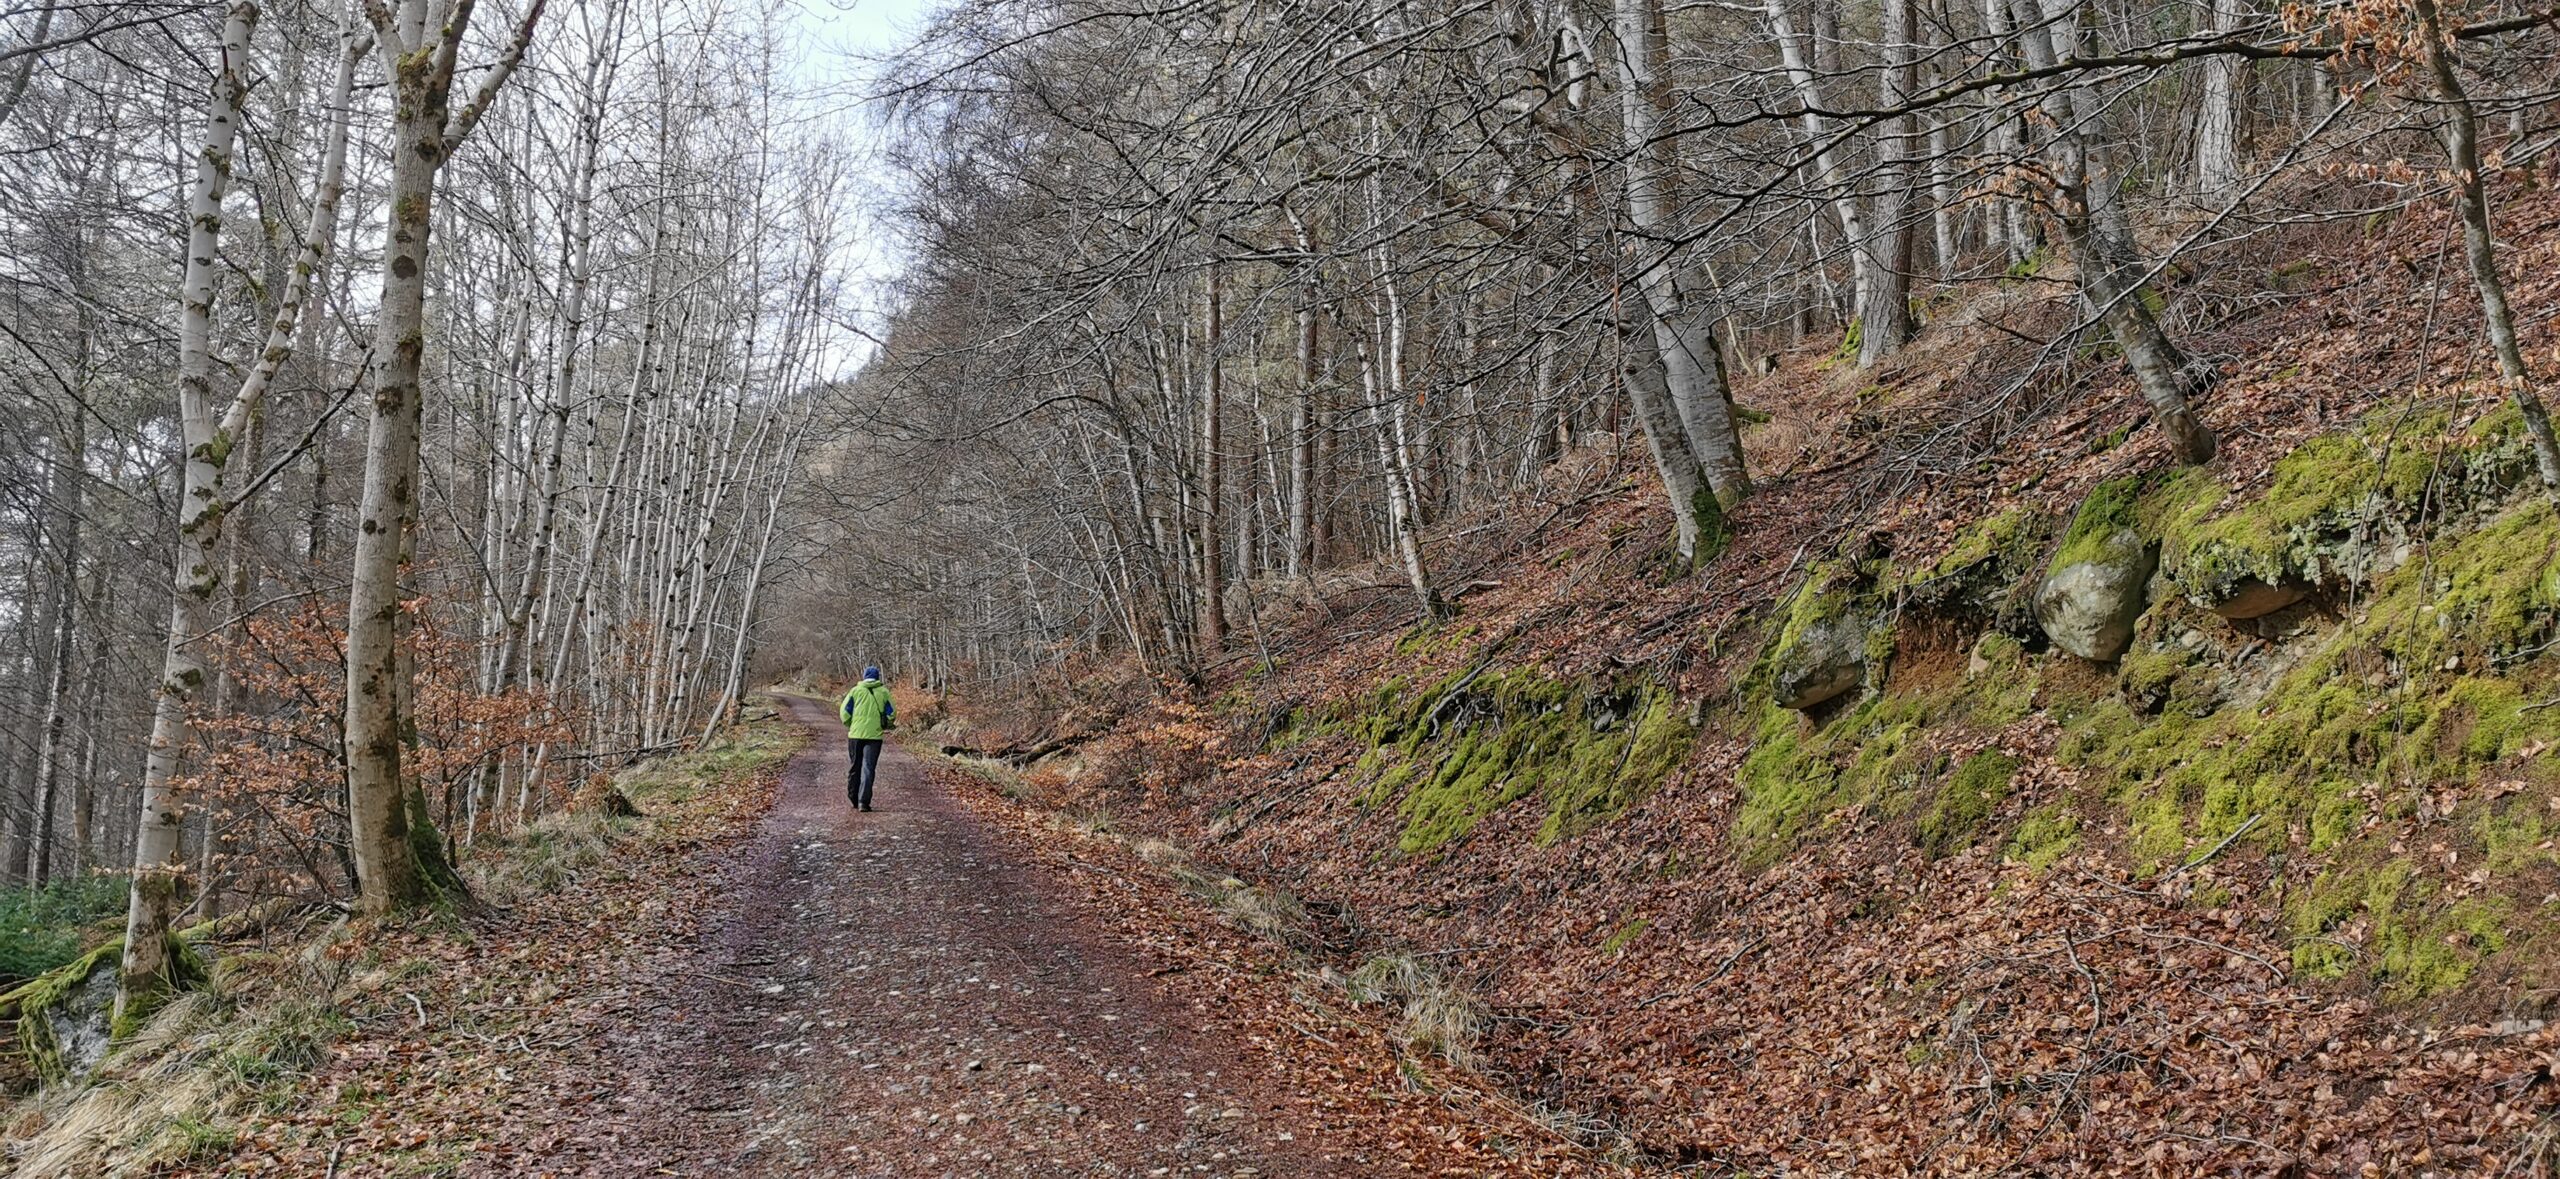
left=983, top=188, right=2560, bottom=1171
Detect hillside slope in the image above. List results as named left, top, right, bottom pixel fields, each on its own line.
left=954, top=189, right=2560, bottom=1173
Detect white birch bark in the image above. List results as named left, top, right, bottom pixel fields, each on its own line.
left=346, top=0, right=543, bottom=914
left=122, top=5, right=363, bottom=1018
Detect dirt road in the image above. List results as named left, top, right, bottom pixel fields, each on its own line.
left=519, top=697, right=1358, bottom=1177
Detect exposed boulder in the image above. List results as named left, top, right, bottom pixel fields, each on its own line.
left=2206, top=578, right=2308, bottom=620
left=2037, top=531, right=2154, bottom=661
left=1768, top=554, right=1897, bottom=712
left=2037, top=478, right=2158, bottom=662
left=1895, top=507, right=2055, bottom=631
left=1772, top=614, right=1868, bottom=710
left=2158, top=409, right=2544, bottom=620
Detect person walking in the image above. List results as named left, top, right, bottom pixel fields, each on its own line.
left=838, top=667, right=895, bottom=812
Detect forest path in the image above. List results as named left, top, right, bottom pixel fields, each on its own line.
left=519, top=696, right=1354, bottom=1177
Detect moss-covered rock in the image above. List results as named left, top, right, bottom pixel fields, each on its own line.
left=1895, top=507, right=2054, bottom=626
left=1773, top=616, right=1868, bottom=711
left=1768, top=561, right=1878, bottom=711
left=0, top=938, right=121, bottom=1088
left=2058, top=487, right=2560, bottom=1009
left=1345, top=668, right=1697, bottom=853
left=2036, top=478, right=2156, bottom=661
left=2156, top=403, right=2543, bottom=617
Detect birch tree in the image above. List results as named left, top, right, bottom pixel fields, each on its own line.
left=119, top=5, right=365, bottom=1019
left=343, top=0, right=543, bottom=913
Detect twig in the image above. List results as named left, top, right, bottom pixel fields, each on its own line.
left=2165, top=813, right=2261, bottom=879
left=2135, top=927, right=2287, bottom=982
left=1638, top=935, right=1765, bottom=1007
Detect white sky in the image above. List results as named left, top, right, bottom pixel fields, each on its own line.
left=783, top=0, right=939, bottom=376
left=787, top=0, right=937, bottom=59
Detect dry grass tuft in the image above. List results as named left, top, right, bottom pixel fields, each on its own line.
left=1346, top=952, right=1487, bottom=1069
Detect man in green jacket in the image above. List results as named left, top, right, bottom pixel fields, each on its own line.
left=838, top=667, right=895, bottom=812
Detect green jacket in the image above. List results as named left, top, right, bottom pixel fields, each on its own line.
left=839, top=679, right=894, bottom=740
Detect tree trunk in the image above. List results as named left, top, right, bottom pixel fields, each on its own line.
left=2196, top=0, right=2244, bottom=202
left=2018, top=0, right=2216, bottom=464
left=349, top=25, right=456, bottom=914
left=1615, top=0, right=1750, bottom=522
left=1354, top=304, right=1442, bottom=621
left=1766, top=0, right=1875, bottom=334
left=119, top=0, right=259, bottom=1024
left=1855, top=0, right=1919, bottom=365
left=1617, top=295, right=1726, bottom=561
left=1196, top=268, right=1226, bottom=651
left=28, top=393, right=88, bottom=886
left=1287, top=216, right=1319, bottom=581
left=2416, top=0, right=2560, bottom=490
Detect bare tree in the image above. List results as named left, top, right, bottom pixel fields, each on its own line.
left=342, top=0, right=543, bottom=914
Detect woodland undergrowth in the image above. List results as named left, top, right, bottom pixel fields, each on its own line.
left=939, top=187, right=2560, bottom=1174
left=0, top=707, right=798, bottom=1177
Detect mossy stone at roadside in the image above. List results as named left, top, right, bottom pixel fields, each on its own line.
left=1767, top=560, right=1879, bottom=711
left=2036, top=478, right=2156, bottom=661
left=1896, top=507, right=2053, bottom=626
left=1343, top=668, right=1698, bottom=853
left=2155, top=403, right=2544, bottom=617
left=1772, top=615, right=1869, bottom=710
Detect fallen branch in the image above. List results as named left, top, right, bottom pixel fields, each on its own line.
left=1638, top=935, right=1765, bottom=1008
left=2165, top=813, right=2261, bottom=879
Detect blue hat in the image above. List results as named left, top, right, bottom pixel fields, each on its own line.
left=863, top=666, right=882, bottom=681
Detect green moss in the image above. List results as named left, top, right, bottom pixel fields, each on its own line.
left=6, top=937, right=122, bottom=1083
left=2370, top=501, right=2560, bottom=662
left=2288, top=861, right=2510, bottom=999
left=1600, top=917, right=1650, bottom=955
left=1771, top=562, right=1856, bottom=665
left=1894, top=508, right=2053, bottom=622
left=1734, top=691, right=1934, bottom=868
left=1358, top=759, right=1416, bottom=808
left=2064, top=487, right=2560, bottom=878
left=2049, top=475, right=2147, bottom=574
left=1690, top=486, right=1732, bottom=564
left=1927, top=509, right=2040, bottom=582
left=1918, top=750, right=2018, bottom=858
left=1352, top=669, right=1697, bottom=854
left=2155, top=404, right=2545, bottom=609
left=1394, top=621, right=1478, bottom=658
left=1964, top=634, right=2040, bottom=725
left=2117, top=643, right=2188, bottom=705
left=1398, top=729, right=1531, bottom=853
left=2479, top=803, right=2557, bottom=874
left=103, top=934, right=211, bottom=1045
left=1540, top=685, right=1693, bottom=843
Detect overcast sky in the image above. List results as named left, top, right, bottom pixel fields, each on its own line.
left=784, top=0, right=938, bottom=375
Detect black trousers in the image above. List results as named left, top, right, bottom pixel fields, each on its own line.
left=846, top=738, right=884, bottom=808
